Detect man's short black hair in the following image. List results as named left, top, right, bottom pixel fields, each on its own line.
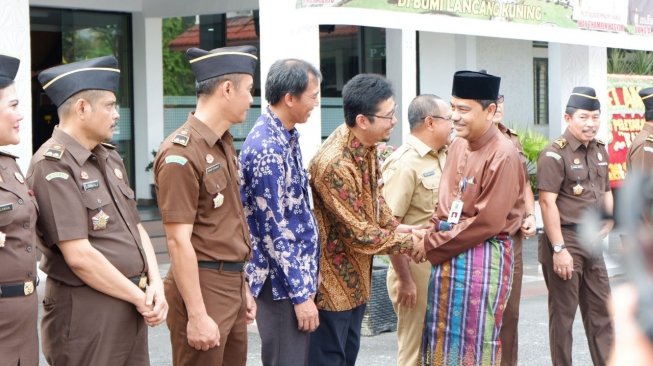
left=342, top=74, right=394, bottom=128
left=265, top=59, right=322, bottom=105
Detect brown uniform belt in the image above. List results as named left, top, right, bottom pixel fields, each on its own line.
left=0, top=278, right=37, bottom=297
left=198, top=260, right=245, bottom=272
left=129, top=274, right=148, bottom=291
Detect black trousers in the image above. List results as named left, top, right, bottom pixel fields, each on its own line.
left=308, top=303, right=367, bottom=366
left=256, top=278, right=310, bottom=366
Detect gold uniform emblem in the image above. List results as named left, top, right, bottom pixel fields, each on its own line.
left=114, top=168, right=123, bottom=180
left=206, top=154, right=214, bottom=164
left=213, top=193, right=224, bottom=208
left=24, top=280, right=34, bottom=296
left=573, top=183, right=584, bottom=196
left=573, top=158, right=580, bottom=164
left=138, top=276, right=148, bottom=291
left=92, top=210, right=110, bottom=230
left=0, top=231, right=5, bottom=247
left=80, top=171, right=89, bottom=180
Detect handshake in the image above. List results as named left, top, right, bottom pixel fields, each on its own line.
left=397, top=219, right=453, bottom=264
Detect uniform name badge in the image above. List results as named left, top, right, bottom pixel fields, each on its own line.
left=447, top=199, right=464, bottom=225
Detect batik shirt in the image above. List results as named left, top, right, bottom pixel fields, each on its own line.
left=309, top=124, right=412, bottom=311
left=240, top=107, right=319, bottom=304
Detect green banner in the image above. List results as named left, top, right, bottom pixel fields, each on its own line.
left=298, top=0, right=653, bottom=37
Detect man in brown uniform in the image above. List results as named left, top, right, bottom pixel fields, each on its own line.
left=154, top=46, right=257, bottom=366
left=494, top=94, right=536, bottom=366
left=381, top=94, right=451, bottom=366
left=28, top=56, right=168, bottom=365
left=537, top=86, right=614, bottom=366
left=626, top=87, right=653, bottom=172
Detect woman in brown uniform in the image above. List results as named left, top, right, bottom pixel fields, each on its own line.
left=0, top=54, right=39, bottom=366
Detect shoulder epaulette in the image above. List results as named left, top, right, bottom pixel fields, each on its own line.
left=100, top=142, right=116, bottom=149
left=43, top=144, right=65, bottom=160
left=596, top=138, right=605, bottom=145
left=172, top=129, right=190, bottom=146
left=554, top=138, right=567, bottom=149
left=508, top=128, right=519, bottom=136
left=0, top=150, right=18, bottom=159
left=646, top=134, right=653, bottom=143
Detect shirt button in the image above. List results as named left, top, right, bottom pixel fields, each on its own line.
left=26, top=245, right=32, bottom=253
left=17, top=198, right=24, bottom=205
left=22, top=223, right=29, bottom=229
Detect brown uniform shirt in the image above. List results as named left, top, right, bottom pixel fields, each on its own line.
left=537, top=128, right=610, bottom=225
left=27, top=128, right=147, bottom=286
left=309, top=124, right=412, bottom=312
left=626, top=122, right=653, bottom=172
left=498, top=123, right=530, bottom=221
left=154, top=113, right=251, bottom=262
left=423, top=123, right=524, bottom=264
left=0, top=152, right=38, bottom=283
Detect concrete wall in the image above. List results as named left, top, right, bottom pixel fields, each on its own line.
left=477, top=37, right=535, bottom=131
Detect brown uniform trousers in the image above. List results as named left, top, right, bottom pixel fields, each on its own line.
left=539, top=228, right=612, bottom=366
left=499, top=235, right=523, bottom=366
left=165, top=267, right=248, bottom=366
left=41, top=278, right=148, bottom=365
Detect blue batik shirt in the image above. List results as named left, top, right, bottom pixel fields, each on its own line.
left=240, top=107, right=320, bottom=304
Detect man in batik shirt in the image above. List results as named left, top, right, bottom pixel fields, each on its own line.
left=308, top=74, right=416, bottom=366
left=240, top=59, right=322, bottom=366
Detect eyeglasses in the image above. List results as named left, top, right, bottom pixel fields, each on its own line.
left=365, top=105, right=397, bottom=120
left=421, top=115, right=452, bottom=122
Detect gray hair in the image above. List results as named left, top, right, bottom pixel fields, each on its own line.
left=407, top=94, right=443, bottom=131
left=265, top=59, right=322, bottom=105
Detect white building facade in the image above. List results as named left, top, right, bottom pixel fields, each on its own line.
left=1, top=0, right=651, bottom=200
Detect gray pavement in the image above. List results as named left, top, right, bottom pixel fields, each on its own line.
left=36, top=235, right=625, bottom=365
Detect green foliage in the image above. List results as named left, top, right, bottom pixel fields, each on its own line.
left=517, top=129, right=549, bottom=195
left=162, top=17, right=196, bottom=96
left=62, top=26, right=120, bottom=62
left=608, top=48, right=653, bottom=75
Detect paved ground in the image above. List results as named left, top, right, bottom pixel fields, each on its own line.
left=35, top=234, right=627, bottom=365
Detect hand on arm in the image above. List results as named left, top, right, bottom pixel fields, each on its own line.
left=137, top=223, right=168, bottom=326
left=539, top=191, right=573, bottom=280
left=165, top=223, right=220, bottom=351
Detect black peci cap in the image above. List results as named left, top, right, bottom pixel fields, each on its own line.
left=0, top=54, right=19, bottom=81
left=186, top=45, right=258, bottom=82
left=451, top=70, right=501, bottom=100
left=38, top=56, right=120, bottom=107
left=639, top=87, right=653, bottom=121
left=566, top=86, right=600, bottom=111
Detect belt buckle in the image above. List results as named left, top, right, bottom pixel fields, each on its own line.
left=24, top=280, right=34, bottom=296
left=138, top=275, right=148, bottom=291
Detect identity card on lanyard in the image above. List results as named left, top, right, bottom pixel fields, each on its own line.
left=448, top=177, right=468, bottom=224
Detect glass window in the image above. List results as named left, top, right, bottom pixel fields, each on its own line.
left=533, top=57, right=548, bottom=125
left=162, top=11, right=261, bottom=151
left=319, top=25, right=386, bottom=140
left=30, top=7, right=134, bottom=182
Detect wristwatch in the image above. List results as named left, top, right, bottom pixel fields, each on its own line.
left=552, top=243, right=566, bottom=253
